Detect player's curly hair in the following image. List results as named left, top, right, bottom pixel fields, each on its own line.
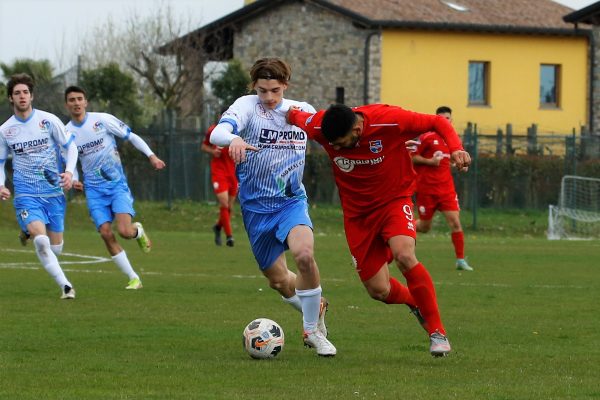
left=248, top=58, right=291, bottom=90
left=7, top=73, right=34, bottom=97
left=321, top=104, right=357, bottom=142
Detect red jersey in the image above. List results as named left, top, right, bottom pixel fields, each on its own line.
left=288, top=104, right=463, bottom=218
left=414, top=131, right=456, bottom=195
left=203, top=124, right=235, bottom=177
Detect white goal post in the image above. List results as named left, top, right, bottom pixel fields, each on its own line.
left=548, top=175, right=600, bottom=240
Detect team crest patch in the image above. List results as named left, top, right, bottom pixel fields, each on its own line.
left=369, top=140, right=383, bottom=154
left=20, top=210, right=29, bottom=220
left=93, top=121, right=105, bottom=133
left=39, top=119, right=51, bottom=132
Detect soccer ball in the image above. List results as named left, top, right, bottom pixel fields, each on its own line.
left=242, top=318, right=285, bottom=359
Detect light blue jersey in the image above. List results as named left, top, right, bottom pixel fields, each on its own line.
left=220, top=96, right=315, bottom=213
left=66, top=112, right=131, bottom=190
left=0, top=109, right=73, bottom=198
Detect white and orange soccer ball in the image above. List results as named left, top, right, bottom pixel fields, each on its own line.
left=242, top=318, right=285, bottom=359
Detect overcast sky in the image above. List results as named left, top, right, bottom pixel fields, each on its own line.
left=0, top=0, right=596, bottom=73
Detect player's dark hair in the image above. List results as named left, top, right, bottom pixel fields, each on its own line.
left=64, top=85, right=87, bottom=101
left=7, top=73, right=34, bottom=97
left=248, top=58, right=291, bottom=90
left=436, top=106, right=452, bottom=115
left=321, top=104, right=357, bottom=142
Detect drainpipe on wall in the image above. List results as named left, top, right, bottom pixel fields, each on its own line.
left=589, top=29, right=595, bottom=135
left=364, top=30, right=380, bottom=105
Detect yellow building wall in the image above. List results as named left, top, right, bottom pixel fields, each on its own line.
left=380, top=31, right=588, bottom=135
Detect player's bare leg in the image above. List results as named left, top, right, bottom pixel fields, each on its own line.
left=103, top=218, right=143, bottom=288
left=286, top=225, right=335, bottom=356
left=416, top=218, right=433, bottom=233
left=114, top=213, right=151, bottom=253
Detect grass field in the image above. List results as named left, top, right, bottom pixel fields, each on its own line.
left=1, top=201, right=599, bottom=399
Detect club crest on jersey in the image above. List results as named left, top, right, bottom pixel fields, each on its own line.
left=39, top=119, right=51, bottom=133
left=93, top=121, right=105, bottom=133
left=255, top=103, right=274, bottom=120
left=369, top=140, right=383, bottom=154
left=433, top=140, right=439, bottom=145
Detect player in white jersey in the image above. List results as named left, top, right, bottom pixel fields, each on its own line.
left=210, top=58, right=336, bottom=356
left=64, top=86, right=166, bottom=290
left=0, top=73, right=78, bottom=299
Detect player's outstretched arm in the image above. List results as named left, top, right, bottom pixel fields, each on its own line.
left=149, top=154, right=166, bottom=170
left=60, top=171, right=74, bottom=191
left=451, top=150, right=471, bottom=172
left=72, top=180, right=84, bottom=192
left=210, top=123, right=258, bottom=164
left=228, top=137, right=258, bottom=164
left=0, top=186, right=11, bottom=201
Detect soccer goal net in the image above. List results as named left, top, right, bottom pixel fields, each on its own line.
left=548, top=175, right=600, bottom=240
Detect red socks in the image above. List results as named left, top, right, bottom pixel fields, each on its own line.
left=403, top=263, right=445, bottom=335
left=384, top=277, right=416, bottom=307
left=219, top=206, right=232, bottom=236
left=451, top=231, right=465, bottom=259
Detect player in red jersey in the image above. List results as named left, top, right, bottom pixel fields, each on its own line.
left=411, top=106, right=473, bottom=271
left=287, top=103, right=471, bottom=357
left=201, top=111, right=238, bottom=247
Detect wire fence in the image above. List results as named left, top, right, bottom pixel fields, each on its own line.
left=1, top=113, right=599, bottom=213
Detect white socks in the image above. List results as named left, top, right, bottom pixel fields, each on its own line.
left=282, top=294, right=303, bottom=312
left=134, top=224, right=143, bottom=239
left=112, top=250, right=139, bottom=280
left=50, top=241, right=64, bottom=256
left=296, top=286, right=322, bottom=333
left=33, top=235, right=71, bottom=288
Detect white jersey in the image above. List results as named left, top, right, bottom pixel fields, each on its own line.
left=66, top=112, right=131, bottom=190
left=220, top=95, right=315, bottom=213
left=0, top=109, right=73, bottom=197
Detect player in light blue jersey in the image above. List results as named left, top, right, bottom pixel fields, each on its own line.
left=0, top=73, right=78, bottom=299
left=211, top=58, right=336, bottom=356
left=64, top=86, right=166, bottom=290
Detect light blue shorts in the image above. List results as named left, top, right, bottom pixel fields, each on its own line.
left=14, top=195, right=66, bottom=233
left=243, top=199, right=313, bottom=270
left=86, top=185, right=136, bottom=229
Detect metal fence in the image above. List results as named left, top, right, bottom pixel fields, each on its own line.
left=1, top=115, right=598, bottom=212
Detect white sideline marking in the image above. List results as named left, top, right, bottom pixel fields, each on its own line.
left=0, top=248, right=587, bottom=289
left=0, top=248, right=111, bottom=271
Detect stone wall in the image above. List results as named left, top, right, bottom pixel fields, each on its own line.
left=232, top=1, right=380, bottom=109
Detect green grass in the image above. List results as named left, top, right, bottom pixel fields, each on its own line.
left=1, top=201, right=599, bottom=399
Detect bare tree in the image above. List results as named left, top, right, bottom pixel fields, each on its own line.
left=80, top=2, right=218, bottom=117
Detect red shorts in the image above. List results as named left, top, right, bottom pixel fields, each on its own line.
left=415, top=192, right=459, bottom=221
left=212, top=173, right=238, bottom=196
left=344, top=197, right=416, bottom=282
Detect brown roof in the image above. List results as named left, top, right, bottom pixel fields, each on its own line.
left=163, top=0, right=587, bottom=57
left=325, top=0, right=577, bottom=31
